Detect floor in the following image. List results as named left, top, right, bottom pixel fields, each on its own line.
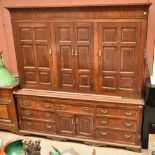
left=0, top=130, right=149, bottom=155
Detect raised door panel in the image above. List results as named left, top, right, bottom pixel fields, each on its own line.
left=76, top=115, right=94, bottom=138
left=98, top=22, right=141, bottom=96
left=15, top=23, right=52, bottom=89
left=0, top=105, right=9, bottom=120
left=57, top=113, right=75, bottom=136
left=74, top=23, right=94, bottom=91
left=55, top=23, right=75, bottom=90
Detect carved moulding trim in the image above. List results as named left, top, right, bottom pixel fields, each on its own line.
left=7, top=2, right=151, bottom=12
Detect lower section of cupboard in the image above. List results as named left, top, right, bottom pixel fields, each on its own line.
left=14, top=89, right=144, bottom=152
left=18, top=129, right=142, bottom=152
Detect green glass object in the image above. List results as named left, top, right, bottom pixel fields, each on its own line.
left=0, top=51, right=17, bottom=87
left=0, top=138, right=3, bottom=149
left=4, top=139, right=24, bottom=155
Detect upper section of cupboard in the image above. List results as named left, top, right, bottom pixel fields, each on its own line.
left=9, top=3, right=151, bottom=98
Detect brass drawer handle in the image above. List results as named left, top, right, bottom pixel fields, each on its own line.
left=46, top=125, right=52, bottom=129
left=125, top=122, right=131, bottom=127
left=125, top=111, right=132, bottom=116
left=101, top=109, right=108, bottom=114
left=26, top=122, right=31, bottom=126
left=101, top=132, right=107, bottom=136
left=23, top=101, right=29, bottom=106
left=83, top=107, right=89, bottom=111
left=101, top=120, right=107, bottom=124
left=45, top=104, right=50, bottom=109
left=45, top=113, right=50, bottom=117
left=25, top=111, right=30, bottom=116
left=124, top=133, right=131, bottom=139
left=60, top=105, right=67, bottom=110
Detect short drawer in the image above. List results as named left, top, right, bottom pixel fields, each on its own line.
left=96, top=117, right=137, bottom=130
left=18, top=99, right=55, bottom=110
left=96, top=107, right=137, bottom=118
left=57, top=104, right=95, bottom=114
left=96, top=129, right=136, bottom=144
left=20, top=108, right=55, bottom=121
left=21, top=119, right=56, bottom=133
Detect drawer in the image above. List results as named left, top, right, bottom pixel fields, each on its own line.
left=57, top=104, right=95, bottom=114
left=96, top=117, right=137, bottom=130
left=0, top=105, right=9, bottom=120
left=96, top=107, right=137, bottom=118
left=21, top=119, right=56, bottom=133
left=96, top=117, right=115, bottom=128
left=20, top=108, right=55, bottom=121
left=18, top=100, right=55, bottom=110
left=96, top=129, right=136, bottom=144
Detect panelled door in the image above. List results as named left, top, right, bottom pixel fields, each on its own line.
left=57, top=112, right=94, bottom=138
left=76, top=115, right=94, bottom=138
left=98, top=22, right=141, bottom=96
left=54, top=22, right=94, bottom=92
left=74, top=23, right=94, bottom=91
left=57, top=112, right=75, bottom=136
left=15, top=23, right=52, bottom=89
left=55, top=23, right=75, bottom=90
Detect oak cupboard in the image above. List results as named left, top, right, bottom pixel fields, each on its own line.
left=9, top=3, right=151, bottom=152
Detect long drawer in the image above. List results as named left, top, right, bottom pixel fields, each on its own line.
left=20, top=108, right=55, bottom=121
left=96, top=107, right=138, bottom=119
left=57, top=104, right=95, bottom=114
left=18, top=99, right=55, bottom=110
left=20, top=119, right=56, bottom=133
left=96, top=128, right=136, bottom=144
left=96, top=117, right=137, bottom=130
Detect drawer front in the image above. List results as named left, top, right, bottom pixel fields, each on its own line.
left=21, top=119, right=56, bottom=133
left=20, top=109, right=55, bottom=121
left=96, top=117, right=115, bottom=128
left=0, top=105, right=9, bottom=120
left=118, top=119, right=137, bottom=130
left=18, top=100, right=55, bottom=110
left=57, top=104, right=95, bottom=114
left=96, top=129, right=136, bottom=144
left=96, top=107, right=137, bottom=118
left=96, top=117, right=137, bottom=130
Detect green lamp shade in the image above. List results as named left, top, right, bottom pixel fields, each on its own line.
left=0, top=56, right=17, bottom=87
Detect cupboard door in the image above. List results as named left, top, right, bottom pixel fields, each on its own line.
left=74, top=23, right=94, bottom=91
left=55, top=23, right=75, bottom=90
left=98, top=22, right=141, bottom=96
left=76, top=115, right=94, bottom=138
left=57, top=113, right=75, bottom=136
left=15, top=23, right=52, bottom=89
